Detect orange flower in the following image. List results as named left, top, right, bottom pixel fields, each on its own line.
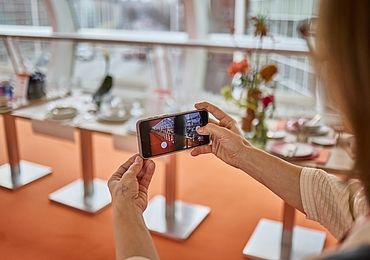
left=259, top=64, right=278, bottom=82
left=228, top=59, right=250, bottom=76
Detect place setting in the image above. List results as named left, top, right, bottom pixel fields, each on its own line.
left=267, top=141, right=318, bottom=161
left=265, top=114, right=337, bottom=164
left=95, top=96, right=131, bottom=124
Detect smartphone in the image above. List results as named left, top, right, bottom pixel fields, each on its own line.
left=136, top=110, right=209, bottom=158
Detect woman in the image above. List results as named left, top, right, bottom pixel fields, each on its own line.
left=108, top=0, right=370, bottom=259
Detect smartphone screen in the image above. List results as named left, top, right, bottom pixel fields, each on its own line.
left=137, top=110, right=209, bottom=158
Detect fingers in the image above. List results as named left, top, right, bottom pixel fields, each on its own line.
left=121, top=156, right=143, bottom=181
left=109, top=154, right=138, bottom=182
left=208, top=118, right=219, bottom=125
left=137, top=159, right=152, bottom=180
left=195, top=102, right=236, bottom=129
left=139, top=160, right=155, bottom=190
left=191, top=145, right=212, bottom=156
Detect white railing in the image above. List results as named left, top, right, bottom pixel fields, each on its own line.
left=0, top=25, right=309, bottom=56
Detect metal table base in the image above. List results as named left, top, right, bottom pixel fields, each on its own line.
left=144, top=195, right=210, bottom=240
left=0, top=112, right=52, bottom=190
left=49, top=178, right=111, bottom=214
left=49, top=129, right=110, bottom=214
left=243, top=218, right=326, bottom=260
left=144, top=155, right=210, bottom=240
left=0, top=160, right=51, bottom=190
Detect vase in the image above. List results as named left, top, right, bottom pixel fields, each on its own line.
left=252, top=112, right=268, bottom=149
left=241, top=88, right=261, bottom=132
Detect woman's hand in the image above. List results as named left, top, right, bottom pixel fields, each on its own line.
left=191, top=102, right=251, bottom=169
left=109, top=155, right=159, bottom=260
left=108, top=154, right=155, bottom=215
left=194, top=101, right=244, bottom=136
left=191, top=102, right=304, bottom=214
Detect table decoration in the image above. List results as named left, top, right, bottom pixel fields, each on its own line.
left=27, top=71, right=46, bottom=101
left=0, top=81, right=13, bottom=108
left=221, top=15, right=278, bottom=147
left=93, top=48, right=113, bottom=110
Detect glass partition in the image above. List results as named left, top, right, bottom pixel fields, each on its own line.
left=74, top=44, right=153, bottom=96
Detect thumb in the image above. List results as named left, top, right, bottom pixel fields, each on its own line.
left=122, top=156, right=143, bottom=181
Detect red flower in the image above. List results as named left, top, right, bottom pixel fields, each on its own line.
left=261, top=95, right=274, bottom=108
left=227, top=59, right=250, bottom=76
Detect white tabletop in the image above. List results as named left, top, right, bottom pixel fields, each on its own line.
left=12, top=93, right=138, bottom=137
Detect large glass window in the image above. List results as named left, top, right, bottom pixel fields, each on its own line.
left=245, top=0, right=318, bottom=97
left=74, top=44, right=152, bottom=95
left=73, top=43, right=185, bottom=101
left=0, top=0, right=49, bottom=26
left=209, top=0, right=235, bottom=34
left=68, top=0, right=186, bottom=98
left=0, top=0, right=51, bottom=79
left=0, top=0, right=318, bottom=109
left=68, top=0, right=185, bottom=31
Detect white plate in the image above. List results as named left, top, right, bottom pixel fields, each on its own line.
left=310, top=136, right=337, bottom=146
left=267, top=130, right=286, bottom=139
left=311, top=126, right=331, bottom=136
left=97, top=112, right=130, bottom=123
left=47, top=107, right=78, bottom=120
left=270, top=142, right=314, bottom=158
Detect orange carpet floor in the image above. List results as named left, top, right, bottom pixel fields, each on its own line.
left=0, top=117, right=337, bottom=260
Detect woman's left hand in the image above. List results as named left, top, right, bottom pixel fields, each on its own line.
left=108, top=154, right=155, bottom=215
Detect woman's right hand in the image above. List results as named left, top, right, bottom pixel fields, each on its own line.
left=191, top=102, right=251, bottom=169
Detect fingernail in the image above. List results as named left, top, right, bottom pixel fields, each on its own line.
left=135, top=156, right=142, bottom=163
left=197, top=127, right=203, bottom=133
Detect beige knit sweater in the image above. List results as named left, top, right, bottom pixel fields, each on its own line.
left=301, top=167, right=369, bottom=239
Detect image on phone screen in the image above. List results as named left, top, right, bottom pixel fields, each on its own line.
left=137, top=110, right=209, bottom=158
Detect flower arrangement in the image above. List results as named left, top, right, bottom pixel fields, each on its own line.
left=221, top=15, right=278, bottom=135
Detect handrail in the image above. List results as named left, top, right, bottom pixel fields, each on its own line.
left=0, top=26, right=309, bottom=56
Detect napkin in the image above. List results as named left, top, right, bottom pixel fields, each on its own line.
left=314, top=148, right=331, bottom=165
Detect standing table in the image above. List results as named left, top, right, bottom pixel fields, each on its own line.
left=12, top=95, right=111, bottom=213
left=243, top=141, right=354, bottom=259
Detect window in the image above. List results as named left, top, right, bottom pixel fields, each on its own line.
left=0, top=0, right=51, bottom=79
left=68, top=0, right=185, bottom=31
left=209, top=0, right=235, bottom=34
left=0, top=0, right=49, bottom=26
left=67, top=0, right=186, bottom=97
left=246, top=0, right=317, bottom=98
left=0, top=0, right=318, bottom=112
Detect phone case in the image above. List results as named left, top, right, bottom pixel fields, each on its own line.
left=136, top=109, right=208, bottom=159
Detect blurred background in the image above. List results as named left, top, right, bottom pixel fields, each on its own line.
left=0, top=0, right=322, bottom=117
